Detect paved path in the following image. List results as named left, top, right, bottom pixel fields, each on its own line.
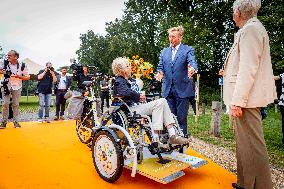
left=0, top=120, right=236, bottom=189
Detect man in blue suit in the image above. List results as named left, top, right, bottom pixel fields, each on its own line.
left=156, top=26, right=197, bottom=136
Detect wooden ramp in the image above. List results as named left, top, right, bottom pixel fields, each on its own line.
left=0, top=121, right=236, bottom=189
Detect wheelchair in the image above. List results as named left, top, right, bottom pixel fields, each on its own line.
left=76, top=80, right=207, bottom=184
left=103, top=97, right=189, bottom=160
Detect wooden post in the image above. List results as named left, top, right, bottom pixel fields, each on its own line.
left=26, top=80, right=29, bottom=102
left=195, top=74, right=200, bottom=122
left=275, top=104, right=278, bottom=113
left=202, top=103, right=206, bottom=115
left=210, top=101, right=221, bottom=137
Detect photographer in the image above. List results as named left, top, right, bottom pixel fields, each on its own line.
left=37, top=62, right=57, bottom=123
left=0, top=50, right=30, bottom=129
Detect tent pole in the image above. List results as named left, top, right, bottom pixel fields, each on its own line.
left=26, top=80, right=29, bottom=102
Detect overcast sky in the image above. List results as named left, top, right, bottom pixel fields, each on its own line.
left=0, top=0, right=125, bottom=68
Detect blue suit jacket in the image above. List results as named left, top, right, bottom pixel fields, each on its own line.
left=157, top=44, right=197, bottom=98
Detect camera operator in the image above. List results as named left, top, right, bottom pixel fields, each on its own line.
left=37, top=62, right=57, bottom=123
left=67, top=64, right=92, bottom=120
left=0, top=50, right=30, bottom=129
left=72, top=64, right=92, bottom=96
left=100, top=75, right=110, bottom=112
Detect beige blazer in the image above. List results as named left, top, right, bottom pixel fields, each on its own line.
left=223, top=17, right=277, bottom=108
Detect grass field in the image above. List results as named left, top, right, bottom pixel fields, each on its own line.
left=188, top=108, right=284, bottom=169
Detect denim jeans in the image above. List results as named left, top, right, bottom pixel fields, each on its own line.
left=38, top=93, right=52, bottom=119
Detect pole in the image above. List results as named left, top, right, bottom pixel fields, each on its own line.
left=26, top=80, right=29, bottom=102
left=195, top=74, right=200, bottom=123
left=220, top=84, right=223, bottom=112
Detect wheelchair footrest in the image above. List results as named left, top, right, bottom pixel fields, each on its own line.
left=124, top=147, right=208, bottom=184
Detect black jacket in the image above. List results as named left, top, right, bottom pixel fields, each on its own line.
left=37, top=69, right=54, bottom=94
left=72, top=73, right=92, bottom=91
left=113, top=76, right=140, bottom=106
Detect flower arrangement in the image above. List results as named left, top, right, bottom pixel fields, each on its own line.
left=128, top=55, right=153, bottom=79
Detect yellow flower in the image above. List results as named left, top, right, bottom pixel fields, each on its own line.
left=128, top=55, right=153, bottom=79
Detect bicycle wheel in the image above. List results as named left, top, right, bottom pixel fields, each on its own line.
left=92, top=130, right=124, bottom=183
left=76, top=118, right=93, bottom=144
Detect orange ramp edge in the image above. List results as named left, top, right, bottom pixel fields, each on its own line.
left=0, top=121, right=236, bottom=189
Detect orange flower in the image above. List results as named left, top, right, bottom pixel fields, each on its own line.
left=128, top=55, right=153, bottom=79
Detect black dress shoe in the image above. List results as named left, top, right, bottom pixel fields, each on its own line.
left=232, top=183, right=245, bottom=189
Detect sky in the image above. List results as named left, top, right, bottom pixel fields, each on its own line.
left=0, top=0, right=125, bottom=69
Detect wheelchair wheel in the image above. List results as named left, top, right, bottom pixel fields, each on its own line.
left=92, top=130, right=124, bottom=183
left=76, top=118, right=93, bottom=144
left=112, top=110, right=129, bottom=129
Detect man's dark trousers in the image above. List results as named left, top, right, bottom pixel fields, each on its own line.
left=55, top=90, right=67, bottom=117
left=166, top=85, right=190, bottom=136
left=100, top=91, right=110, bottom=112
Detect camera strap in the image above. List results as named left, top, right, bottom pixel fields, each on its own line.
left=5, top=62, right=25, bottom=76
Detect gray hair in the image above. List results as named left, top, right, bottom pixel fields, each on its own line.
left=233, top=0, right=261, bottom=20
left=112, top=57, right=130, bottom=76
left=168, top=26, right=184, bottom=37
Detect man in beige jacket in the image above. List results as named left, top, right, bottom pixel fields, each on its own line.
left=223, top=0, right=277, bottom=189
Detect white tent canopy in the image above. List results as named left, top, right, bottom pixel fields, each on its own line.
left=22, top=58, right=44, bottom=75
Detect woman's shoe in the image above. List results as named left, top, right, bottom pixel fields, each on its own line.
left=232, top=183, right=245, bottom=189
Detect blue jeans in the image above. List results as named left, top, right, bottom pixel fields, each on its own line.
left=38, top=93, right=52, bottom=119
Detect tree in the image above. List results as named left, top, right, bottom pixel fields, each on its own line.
left=76, top=0, right=284, bottom=103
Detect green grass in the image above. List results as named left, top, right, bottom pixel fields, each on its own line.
left=188, top=109, right=284, bottom=169
left=19, top=96, right=55, bottom=112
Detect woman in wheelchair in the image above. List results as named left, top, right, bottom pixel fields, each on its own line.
left=111, top=57, right=191, bottom=145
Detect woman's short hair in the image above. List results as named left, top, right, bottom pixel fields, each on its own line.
left=233, top=0, right=261, bottom=20
left=168, top=26, right=185, bottom=37
left=112, top=57, right=129, bottom=76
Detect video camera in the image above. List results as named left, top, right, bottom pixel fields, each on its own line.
left=70, top=62, right=99, bottom=78
left=1, top=59, right=12, bottom=96
left=70, top=63, right=83, bottom=75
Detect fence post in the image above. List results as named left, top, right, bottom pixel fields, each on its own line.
left=210, top=101, right=221, bottom=137
left=202, top=103, right=206, bottom=115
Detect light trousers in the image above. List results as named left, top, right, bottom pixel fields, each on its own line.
left=130, top=98, right=175, bottom=130
left=2, top=89, right=21, bottom=122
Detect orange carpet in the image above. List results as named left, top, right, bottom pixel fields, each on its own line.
left=0, top=121, right=236, bottom=189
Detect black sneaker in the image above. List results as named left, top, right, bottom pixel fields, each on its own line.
left=0, top=121, right=7, bottom=129
left=14, top=122, right=21, bottom=128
